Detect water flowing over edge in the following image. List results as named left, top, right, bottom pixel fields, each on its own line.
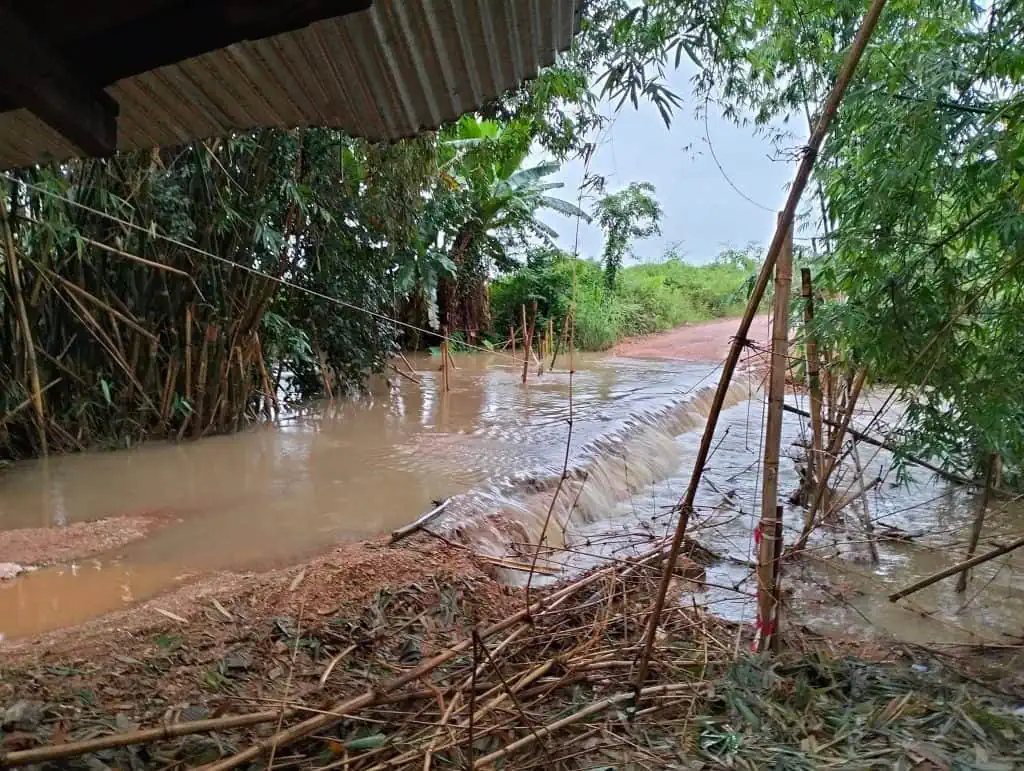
left=435, top=377, right=755, bottom=557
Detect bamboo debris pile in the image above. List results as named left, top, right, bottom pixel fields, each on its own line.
left=5, top=540, right=1024, bottom=771
left=0, top=545, right=740, bottom=771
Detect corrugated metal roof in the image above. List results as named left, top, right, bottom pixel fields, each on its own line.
left=0, top=0, right=581, bottom=170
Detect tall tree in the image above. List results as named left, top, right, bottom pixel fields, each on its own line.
left=594, top=182, right=662, bottom=287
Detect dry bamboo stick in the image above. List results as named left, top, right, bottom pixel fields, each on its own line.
left=633, top=0, right=889, bottom=693
left=756, top=214, right=792, bottom=653
left=890, top=532, right=1024, bottom=602
left=1, top=193, right=47, bottom=455
left=472, top=683, right=695, bottom=768
left=0, top=709, right=293, bottom=767
left=390, top=499, right=452, bottom=544
left=955, top=453, right=998, bottom=593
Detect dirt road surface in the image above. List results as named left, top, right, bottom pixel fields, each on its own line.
left=611, top=315, right=771, bottom=363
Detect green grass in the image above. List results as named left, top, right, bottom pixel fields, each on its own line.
left=489, top=251, right=757, bottom=351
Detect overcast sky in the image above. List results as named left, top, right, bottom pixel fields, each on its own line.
left=533, top=66, right=807, bottom=265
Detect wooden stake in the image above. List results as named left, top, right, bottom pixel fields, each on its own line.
left=632, top=0, right=889, bottom=694
left=510, top=324, right=516, bottom=361
left=0, top=191, right=47, bottom=455
left=956, top=452, right=998, bottom=593
left=756, top=212, right=792, bottom=653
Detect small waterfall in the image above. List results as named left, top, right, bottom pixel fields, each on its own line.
left=435, top=378, right=755, bottom=558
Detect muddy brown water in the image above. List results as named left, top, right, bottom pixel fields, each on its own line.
left=2, top=351, right=1023, bottom=647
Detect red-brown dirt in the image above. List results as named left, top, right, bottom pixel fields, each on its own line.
left=611, top=315, right=771, bottom=363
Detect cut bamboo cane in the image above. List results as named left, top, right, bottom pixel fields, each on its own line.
left=1, top=193, right=47, bottom=455
left=955, top=453, right=998, bottom=593
left=0, top=709, right=294, bottom=767
left=632, top=0, right=889, bottom=694
left=802, top=269, right=825, bottom=498
left=471, top=683, right=695, bottom=768
left=756, top=213, right=792, bottom=653
left=890, top=532, right=1024, bottom=602
left=850, top=442, right=879, bottom=564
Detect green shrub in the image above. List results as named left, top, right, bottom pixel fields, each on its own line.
left=488, top=249, right=758, bottom=351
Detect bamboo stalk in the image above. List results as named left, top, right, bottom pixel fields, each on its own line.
left=955, top=452, right=998, bottom=593
left=510, top=324, right=516, bottom=360
left=890, top=532, right=1024, bottom=602
left=850, top=442, right=879, bottom=564
left=1, top=192, right=47, bottom=455
left=770, top=505, right=785, bottom=653
left=185, top=304, right=193, bottom=405
left=193, top=325, right=213, bottom=437
left=756, top=213, right=792, bottom=653
left=520, top=305, right=529, bottom=383
left=633, top=0, right=889, bottom=694
left=791, top=369, right=867, bottom=554
left=802, top=269, right=826, bottom=498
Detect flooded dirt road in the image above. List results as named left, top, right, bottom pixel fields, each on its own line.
left=2, top=317, right=1022, bottom=649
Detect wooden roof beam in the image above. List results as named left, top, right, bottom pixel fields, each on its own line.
left=0, top=4, right=119, bottom=157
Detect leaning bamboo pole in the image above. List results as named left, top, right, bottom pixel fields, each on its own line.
left=756, top=213, right=792, bottom=652
left=633, top=0, right=890, bottom=694
left=0, top=192, right=47, bottom=455
left=890, top=531, right=1024, bottom=602
left=955, top=453, right=998, bottom=593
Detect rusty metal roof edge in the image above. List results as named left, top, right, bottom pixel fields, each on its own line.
left=0, top=0, right=584, bottom=170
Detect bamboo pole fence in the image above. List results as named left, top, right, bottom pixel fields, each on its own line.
left=632, top=0, right=891, bottom=692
